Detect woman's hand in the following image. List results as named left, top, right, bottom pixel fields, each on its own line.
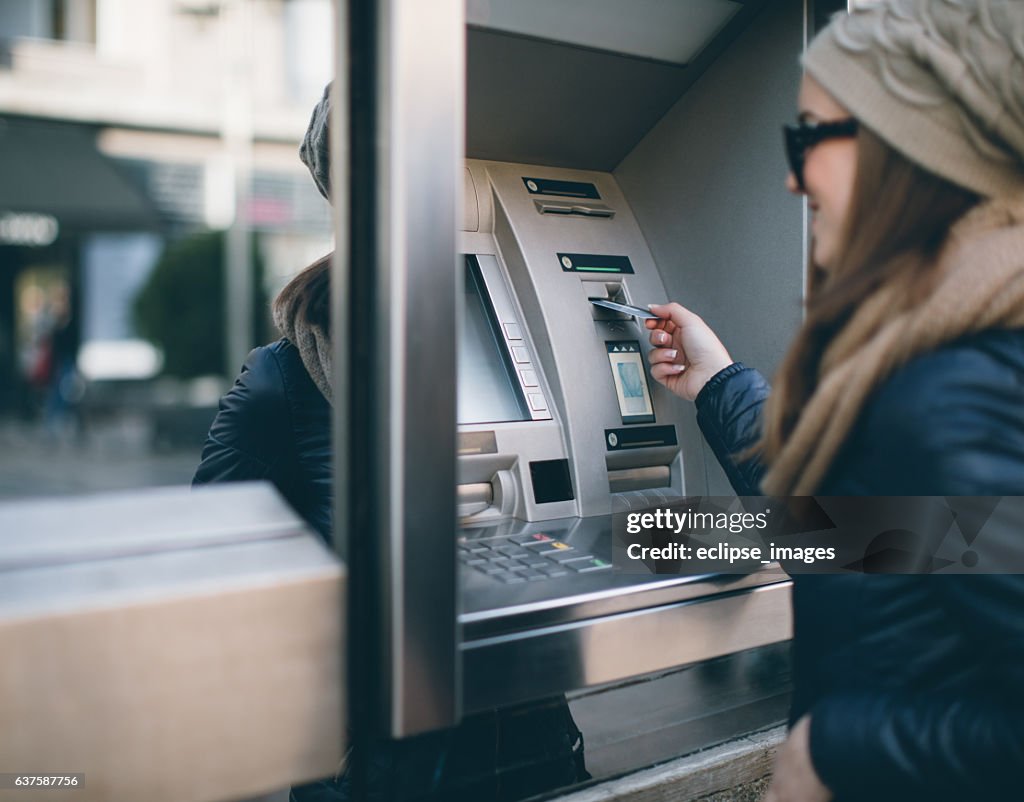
left=764, top=716, right=832, bottom=802
left=645, top=302, right=733, bottom=401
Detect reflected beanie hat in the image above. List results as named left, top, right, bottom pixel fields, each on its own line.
left=803, top=0, right=1024, bottom=199
left=300, top=82, right=332, bottom=201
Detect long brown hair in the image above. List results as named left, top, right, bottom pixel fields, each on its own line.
left=756, top=127, right=980, bottom=465
left=272, top=251, right=332, bottom=333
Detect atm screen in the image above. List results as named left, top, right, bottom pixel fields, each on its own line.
left=459, top=256, right=531, bottom=424
left=606, top=341, right=655, bottom=424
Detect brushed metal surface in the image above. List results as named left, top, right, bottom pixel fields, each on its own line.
left=462, top=582, right=792, bottom=712
left=378, top=0, right=463, bottom=737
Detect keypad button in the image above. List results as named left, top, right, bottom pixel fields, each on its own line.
left=497, top=546, right=532, bottom=558
left=548, top=549, right=584, bottom=563
left=562, top=557, right=613, bottom=573
left=512, top=533, right=553, bottom=545
left=530, top=541, right=574, bottom=556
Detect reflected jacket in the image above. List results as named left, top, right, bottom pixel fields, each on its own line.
left=193, top=339, right=333, bottom=539
left=695, top=329, right=1024, bottom=801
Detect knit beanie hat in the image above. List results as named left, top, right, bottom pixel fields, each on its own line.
left=803, top=0, right=1024, bottom=199
left=300, top=82, right=332, bottom=201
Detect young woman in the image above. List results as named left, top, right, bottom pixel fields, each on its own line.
left=646, top=1, right=1024, bottom=799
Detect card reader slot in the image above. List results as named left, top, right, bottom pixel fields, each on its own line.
left=457, top=461, right=518, bottom=522
left=458, top=482, right=495, bottom=517
left=608, top=466, right=671, bottom=494
left=584, top=280, right=629, bottom=320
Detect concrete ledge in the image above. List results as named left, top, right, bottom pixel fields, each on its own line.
left=554, top=726, right=785, bottom=802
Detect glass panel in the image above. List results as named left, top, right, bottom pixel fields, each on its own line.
left=0, top=0, right=334, bottom=501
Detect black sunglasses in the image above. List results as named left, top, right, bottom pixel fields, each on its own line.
left=783, top=118, right=859, bottom=191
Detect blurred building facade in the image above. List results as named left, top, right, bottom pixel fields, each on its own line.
left=0, top=0, right=332, bottom=416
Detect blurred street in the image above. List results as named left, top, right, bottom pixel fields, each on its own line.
left=0, top=415, right=202, bottom=500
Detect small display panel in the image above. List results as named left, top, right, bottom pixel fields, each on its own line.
left=606, top=341, right=655, bottom=425
left=459, top=256, right=532, bottom=425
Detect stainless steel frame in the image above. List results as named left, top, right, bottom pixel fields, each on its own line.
left=340, top=0, right=464, bottom=741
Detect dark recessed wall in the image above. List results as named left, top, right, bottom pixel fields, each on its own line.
left=615, top=0, right=805, bottom=494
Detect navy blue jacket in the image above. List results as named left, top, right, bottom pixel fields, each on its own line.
left=193, top=339, right=333, bottom=541
left=695, top=330, right=1024, bottom=801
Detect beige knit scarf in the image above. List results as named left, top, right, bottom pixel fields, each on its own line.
left=761, top=195, right=1024, bottom=496
left=272, top=295, right=333, bottom=405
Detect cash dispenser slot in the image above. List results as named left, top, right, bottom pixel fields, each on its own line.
left=606, top=451, right=680, bottom=494
left=606, top=425, right=680, bottom=494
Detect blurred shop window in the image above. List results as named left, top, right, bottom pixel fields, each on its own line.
left=0, top=0, right=333, bottom=498
left=132, top=230, right=268, bottom=381
left=79, top=233, right=163, bottom=381
left=0, top=0, right=96, bottom=45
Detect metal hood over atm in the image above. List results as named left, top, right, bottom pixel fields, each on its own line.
left=466, top=0, right=770, bottom=169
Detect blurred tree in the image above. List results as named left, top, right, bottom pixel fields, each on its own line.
left=133, top=230, right=268, bottom=379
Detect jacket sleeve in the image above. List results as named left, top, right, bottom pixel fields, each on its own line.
left=808, top=359, right=1024, bottom=800
left=693, top=362, right=770, bottom=496
left=192, top=347, right=294, bottom=488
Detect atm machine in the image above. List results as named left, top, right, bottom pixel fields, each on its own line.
left=344, top=0, right=808, bottom=770
left=455, top=161, right=790, bottom=714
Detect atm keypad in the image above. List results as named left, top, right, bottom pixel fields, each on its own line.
left=458, top=534, right=611, bottom=583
